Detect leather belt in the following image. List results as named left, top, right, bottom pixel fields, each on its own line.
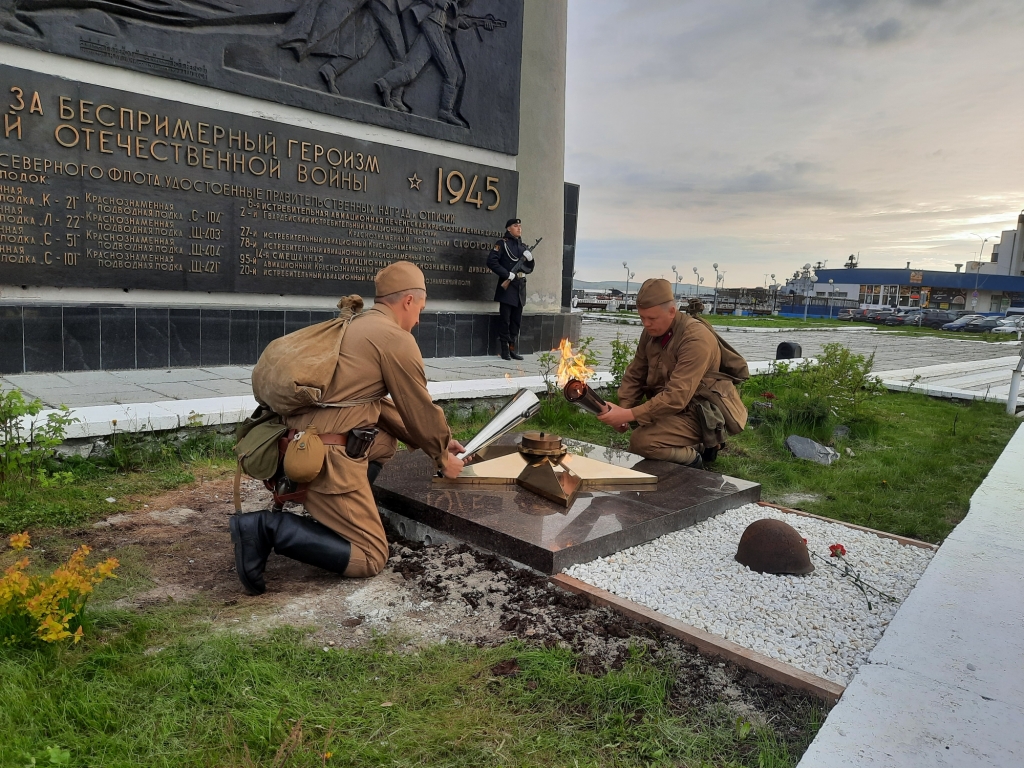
left=277, top=429, right=347, bottom=455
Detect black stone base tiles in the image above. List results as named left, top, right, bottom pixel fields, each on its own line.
left=0, top=306, right=581, bottom=374
left=373, top=435, right=762, bottom=574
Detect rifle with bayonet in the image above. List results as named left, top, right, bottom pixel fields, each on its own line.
left=501, top=237, right=543, bottom=290
left=463, top=13, right=507, bottom=42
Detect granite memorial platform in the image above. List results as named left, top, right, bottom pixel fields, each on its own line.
left=373, top=434, right=761, bottom=574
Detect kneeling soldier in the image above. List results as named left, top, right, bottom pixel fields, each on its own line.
left=596, top=278, right=748, bottom=467
left=231, top=262, right=464, bottom=593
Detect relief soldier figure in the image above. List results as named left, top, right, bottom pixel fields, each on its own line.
left=374, top=0, right=502, bottom=127
left=279, top=0, right=414, bottom=98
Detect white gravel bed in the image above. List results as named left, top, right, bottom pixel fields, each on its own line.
left=564, top=503, right=935, bottom=685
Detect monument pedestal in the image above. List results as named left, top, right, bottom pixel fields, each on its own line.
left=373, top=435, right=761, bottom=574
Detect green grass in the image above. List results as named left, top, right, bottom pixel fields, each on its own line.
left=448, top=383, right=1018, bottom=544
left=0, top=602, right=821, bottom=768
left=447, top=393, right=626, bottom=449
left=715, top=378, right=1019, bottom=543
left=0, top=430, right=235, bottom=535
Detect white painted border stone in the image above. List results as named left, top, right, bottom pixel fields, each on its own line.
left=21, top=372, right=616, bottom=439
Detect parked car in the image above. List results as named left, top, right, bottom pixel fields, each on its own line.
left=837, top=308, right=871, bottom=322
left=940, top=314, right=984, bottom=331
left=865, top=308, right=895, bottom=323
left=917, top=309, right=959, bottom=329
left=992, top=317, right=1024, bottom=335
left=884, top=310, right=923, bottom=326
left=963, top=317, right=1002, bottom=333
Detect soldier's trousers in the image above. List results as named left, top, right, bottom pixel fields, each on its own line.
left=628, top=410, right=703, bottom=465
left=498, top=301, right=523, bottom=346
left=380, top=20, right=462, bottom=91
left=302, top=429, right=398, bottom=578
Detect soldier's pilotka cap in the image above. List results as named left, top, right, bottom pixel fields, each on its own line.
left=636, top=278, right=675, bottom=309
left=505, top=218, right=521, bottom=228
left=375, top=261, right=426, bottom=297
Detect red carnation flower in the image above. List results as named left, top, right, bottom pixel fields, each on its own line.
left=829, top=543, right=847, bottom=558
left=762, top=392, right=776, bottom=400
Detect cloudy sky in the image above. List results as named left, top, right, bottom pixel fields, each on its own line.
left=564, top=0, right=1024, bottom=288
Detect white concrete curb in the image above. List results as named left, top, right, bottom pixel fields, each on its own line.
left=796, top=423, right=1024, bottom=767
left=22, top=372, right=617, bottom=440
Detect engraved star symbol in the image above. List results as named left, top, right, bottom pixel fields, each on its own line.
left=408, top=173, right=422, bottom=190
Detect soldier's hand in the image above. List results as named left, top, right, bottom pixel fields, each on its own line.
left=447, top=438, right=466, bottom=454
left=597, top=403, right=634, bottom=431
left=442, top=451, right=465, bottom=479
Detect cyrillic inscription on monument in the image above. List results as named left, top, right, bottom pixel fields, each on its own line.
left=0, top=65, right=518, bottom=300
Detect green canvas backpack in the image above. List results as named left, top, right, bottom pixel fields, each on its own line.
left=232, top=406, right=288, bottom=511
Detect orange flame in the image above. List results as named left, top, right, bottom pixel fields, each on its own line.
left=504, top=372, right=513, bottom=381
left=555, top=338, right=594, bottom=388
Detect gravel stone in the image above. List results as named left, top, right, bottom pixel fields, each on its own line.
left=564, top=503, right=934, bottom=685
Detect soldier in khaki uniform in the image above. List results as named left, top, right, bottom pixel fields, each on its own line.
left=597, top=278, right=748, bottom=468
left=230, top=262, right=464, bottom=594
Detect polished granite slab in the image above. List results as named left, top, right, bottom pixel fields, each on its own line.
left=373, top=435, right=761, bottom=574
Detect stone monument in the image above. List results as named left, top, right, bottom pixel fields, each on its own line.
left=0, top=0, right=578, bottom=373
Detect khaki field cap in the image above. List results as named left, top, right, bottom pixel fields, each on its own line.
left=636, top=278, right=675, bottom=309
left=375, top=261, right=426, bottom=297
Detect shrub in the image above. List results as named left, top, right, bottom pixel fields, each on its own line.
left=609, top=333, right=639, bottom=389
left=0, top=532, right=118, bottom=645
left=0, top=389, right=76, bottom=489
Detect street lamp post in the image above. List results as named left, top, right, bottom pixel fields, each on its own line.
left=671, top=265, right=681, bottom=301
left=770, top=273, right=777, bottom=314
left=828, top=278, right=835, bottom=319
left=803, top=270, right=818, bottom=322
left=622, top=261, right=634, bottom=311
left=692, top=267, right=701, bottom=299
left=969, top=233, right=988, bottom=311
left=712, top=263, right=721, bottom=314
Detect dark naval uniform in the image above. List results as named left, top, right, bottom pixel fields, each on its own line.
left=486, top=229, right=535, bottom=358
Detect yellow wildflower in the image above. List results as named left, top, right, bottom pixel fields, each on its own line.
left=8, top=532, right=30, bottom=551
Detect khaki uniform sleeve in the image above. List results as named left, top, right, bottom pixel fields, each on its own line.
left=630, top=328, right=718, bottom=425
left=617, top=334, right=649, bottom=409
left=377, top=397, right=417, bottom=448
left=379, top=332, right=451, bottom=470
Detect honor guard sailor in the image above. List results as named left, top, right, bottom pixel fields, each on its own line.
left=230, top=262, right=465, bottom=594
left=595, top=278, right=750, bottom=468
left=487, top=217, right=535, bottom=360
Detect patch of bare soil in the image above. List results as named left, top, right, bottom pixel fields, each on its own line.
left=75, top=475, right=823, bottom=740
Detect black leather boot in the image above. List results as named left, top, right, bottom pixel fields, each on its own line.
left=701, top=445, right=720, bottom=464
left=500, top=340, right=511, bottom=360
left=685, top=453, right=705, bottom=470
left=230, top=511, right=352, bottom=595
left=508, top=344, right=524, bottom=361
